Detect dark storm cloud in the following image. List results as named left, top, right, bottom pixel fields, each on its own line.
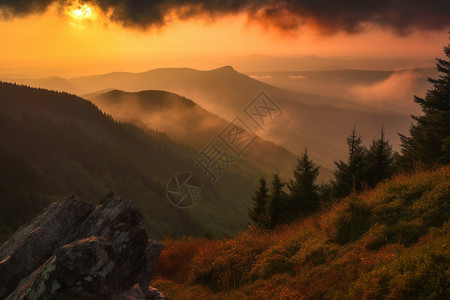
left=0, top=0, right=55, bottom=16
left=1, top=0, right=449, bottom=34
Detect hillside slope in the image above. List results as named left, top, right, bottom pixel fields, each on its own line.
left=0, top=82, right=263, bottom=242
left=74, top=67, right=411, bottom=168
left=224, top=55, right=435, bottom=72
left=4, top=66, right=411, bottom=169
left=89, top=89, right=307, bottom=180
left=151, top=165, right=450, bottom=299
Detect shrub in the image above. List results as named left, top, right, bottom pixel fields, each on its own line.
left=249, top=243, right=297, bottom=279
left=350, top=225, right=450, bottom=299
left=321, top=195, right=373, bottom=244
left=153, top=237, right=215, bottom=282
left=188, top=228, right=274, bottom=289
left=153, top=166, right=450, bottom=299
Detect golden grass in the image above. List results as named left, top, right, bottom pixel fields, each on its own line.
left=153, top=166, right=450, bottom=299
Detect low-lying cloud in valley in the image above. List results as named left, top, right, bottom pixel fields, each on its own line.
left=350, top=70, right=429, bottom=113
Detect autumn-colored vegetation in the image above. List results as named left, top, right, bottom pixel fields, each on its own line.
left=152, top=165, right=450, bottom=299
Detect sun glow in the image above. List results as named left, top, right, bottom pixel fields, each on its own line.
left=68, top=3, right=97, bottom=21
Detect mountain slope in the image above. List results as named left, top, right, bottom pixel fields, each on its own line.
left=0, top=82, right=262, bottom=242
left=73, top=66, right=362, bottom=111
left=226, top=54, right=435, bottom=72
left=1, top=76, right=80, bottom=94
left=88, top=89, right=305, bottom=180
left=74, top=67, right=410, bottom=169
left=246, top=68, right=436, bottom=114
left=4, top=66, right=412, bottom=169
left=152, top=165, right=450, bottom=299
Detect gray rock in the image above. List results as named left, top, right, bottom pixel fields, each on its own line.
left=113, top=283, right=168, bottom=300
left=0, top=193, right=165, bottom=300
left=137, top=241, right=163, bottom=291
left=146, top=286, right=168, bottom=300
left=0, top=196, right=93, bottom=298
left=76, top=192, right=149, bottom=289
left=113, top=284, right=146, bottom=300
left=7, top=236, right=116, bottom=300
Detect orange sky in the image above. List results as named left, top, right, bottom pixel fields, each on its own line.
left=0, top=3, right=447, bottom=77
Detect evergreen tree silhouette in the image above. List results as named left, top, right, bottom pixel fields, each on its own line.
left=248, top=177, right=269, bottom=229
left=332, top=126, right=367, bottom=198
left=287, top=149, right=320, bottom=219
left=399, top=39, right=450, bottom=168
left=268, top=174, right=285, bottom=229
left=366, top=127, right=394, bottom=188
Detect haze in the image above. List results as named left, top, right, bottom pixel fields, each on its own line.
left=0, top=1, right=447, bottom=78
left=1, top=0, right=448, bottom=173
left=1, top=2, right=449, bottom=298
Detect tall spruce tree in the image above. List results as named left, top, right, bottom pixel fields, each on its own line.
left=399, top=40, right=450, bottom=168
left=287, top=149, right=320, bottom=220
left=366, top=127, right=394, bottom=188
left=332, top=126, right=367, bottom=198
left=268, top=174, right=285, bottom=229
left=248, top=177, right=269, bottom=229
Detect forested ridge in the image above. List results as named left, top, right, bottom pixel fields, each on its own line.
left=0, top=82, right=258, bottom=242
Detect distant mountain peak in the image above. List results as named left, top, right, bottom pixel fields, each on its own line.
left=214, top=65, right=236, bottom=72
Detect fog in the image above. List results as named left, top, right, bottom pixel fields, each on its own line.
left=350, top=70, right=429, bottom=114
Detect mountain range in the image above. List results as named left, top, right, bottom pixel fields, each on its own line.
left=246, top=68, right=436, bottom=115
left=0, top=82, right=276, bottom=242
left=88, top=89, right=301, bottom=179
left=2, top=66, right=414, bottom=171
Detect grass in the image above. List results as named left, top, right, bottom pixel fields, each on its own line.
left=152, top=165, right=450, bottom=299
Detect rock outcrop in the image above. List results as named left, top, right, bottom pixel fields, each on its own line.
left=0, top=193, right=166, bottom=299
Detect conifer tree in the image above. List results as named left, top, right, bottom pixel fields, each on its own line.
left=399, top=40, right=450, bottom=168
left=366, top=127, right=394, bottom=188
left=287, top=149, right=320, bottom=220
left=332, top=126, right=367, bottom=198
left=248, top=177, right=269, bottom=229
left=268, top=174, right=285, bottom=229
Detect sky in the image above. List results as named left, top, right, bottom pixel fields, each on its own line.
left=0, top=0, right=448, bottom=77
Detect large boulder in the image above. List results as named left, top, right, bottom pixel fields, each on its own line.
left=0, top=193, right=166, bottom=299
left=75, top=192, right=149, bottom=289
left=0, top=196, right=93, bottom=298
left=137, top=241, right=163, bottom=291
left=7, top=237, right=116, bottom=300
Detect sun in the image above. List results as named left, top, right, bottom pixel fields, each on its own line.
left=68, top=3, right=97, bottom=21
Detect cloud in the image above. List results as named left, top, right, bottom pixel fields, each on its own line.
left=1, top=0, right=449, bottom=34
left=350, top=70, right=426, bottom=112
left=249, top=75, right=273, bottom=79
left=288, top=75, right=308, bottom=80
